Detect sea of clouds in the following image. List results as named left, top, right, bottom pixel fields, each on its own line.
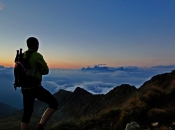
left=0, top=65, right=175, bottom=109
left=43, top=65, right=175, bottom=94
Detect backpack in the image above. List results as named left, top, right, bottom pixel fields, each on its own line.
left=13, top=48, right=40, bottom=89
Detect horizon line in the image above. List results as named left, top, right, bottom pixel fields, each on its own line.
left=1, top=64, right=175, bottom=70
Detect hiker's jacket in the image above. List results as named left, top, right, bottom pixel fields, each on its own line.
left=22, top=48, right=49, bottom=88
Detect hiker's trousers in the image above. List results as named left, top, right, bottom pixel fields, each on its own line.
left=21, top=86, right=58, bottom=123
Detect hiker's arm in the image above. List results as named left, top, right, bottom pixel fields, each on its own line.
left=36, top=54, right=49, bottom=75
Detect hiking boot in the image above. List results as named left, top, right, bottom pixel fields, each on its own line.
left=36, top=124, right=44, bottom=130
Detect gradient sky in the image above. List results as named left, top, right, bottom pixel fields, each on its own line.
left=0, top=0, right=175, bottom=69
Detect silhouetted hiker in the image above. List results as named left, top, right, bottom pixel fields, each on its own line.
left=18, top=37, right=58, bottom=130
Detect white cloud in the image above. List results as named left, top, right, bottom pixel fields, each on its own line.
left=109, top=71, right=128, bottom=77
left=65, top=81, right=116, bottom=94
left=44, top=65, right=175, bottom=94
left=0, top=2, right=4, bottom=10
left=42, top=80, right=66, bottom=93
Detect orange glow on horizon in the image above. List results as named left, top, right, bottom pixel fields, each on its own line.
left=0, top=60, right=85, bottom=69
left=1, top=60, right=175, bottom=69
left=0, top=62, right=14, bottom=68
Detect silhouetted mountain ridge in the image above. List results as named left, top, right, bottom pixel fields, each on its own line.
left=139, top=70, right=175, bottom=91
left=32, top=84, right=137, bottom=128
left=73, top=87, right=93, bottom=96
left=107, top=84, right=136, bottom=96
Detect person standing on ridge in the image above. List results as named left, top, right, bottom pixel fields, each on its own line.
left=19, top=37, right=58, bottom=130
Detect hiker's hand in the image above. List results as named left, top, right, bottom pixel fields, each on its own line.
left=13, top=83, right=20, bottom=90
left=13, top=84, right=17, bottom=90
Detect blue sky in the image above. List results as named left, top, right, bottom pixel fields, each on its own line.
left=0, top=0, right=175, bottom=68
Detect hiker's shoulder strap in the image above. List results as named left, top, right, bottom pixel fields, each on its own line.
left=24, top=51, right=35, bottom=60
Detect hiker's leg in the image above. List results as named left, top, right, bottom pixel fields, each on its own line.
left=36, top=86, right=58, bottom=125
left=21, top=89, right=35, bottom=130
left=39, top=108, right=56, bottom=125
left=21, top=122, right=28, bottom=130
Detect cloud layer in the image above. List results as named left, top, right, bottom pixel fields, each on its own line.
left=42, top=65, right=175, bottom=94
left=1, top=65, right=175, bottom=109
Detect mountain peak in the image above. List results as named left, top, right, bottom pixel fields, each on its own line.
left=107, top=84, right=137, bottom=96
left=73, top=87, right=92, bottom=96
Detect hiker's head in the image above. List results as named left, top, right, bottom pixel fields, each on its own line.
left=26, top=37, right=39, bottom=51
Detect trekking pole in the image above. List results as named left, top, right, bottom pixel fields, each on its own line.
left=14, top=49, right=20, bottom=90
left=14, top=50, right=19, bottom=63
left=19, top=48, right=23, bottom=61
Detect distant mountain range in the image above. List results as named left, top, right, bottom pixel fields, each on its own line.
left=80, top=65, right=139, bottom=73
left=1, top=70, right=175, bottom=129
